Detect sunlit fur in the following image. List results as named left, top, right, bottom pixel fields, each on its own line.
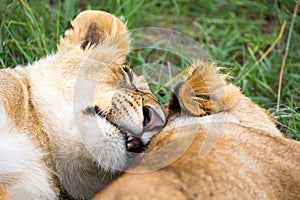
left=0, top=10, right=165, bottom=199
left=95, top=61, right=300, bottom=200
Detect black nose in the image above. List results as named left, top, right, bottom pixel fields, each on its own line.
left=142, top=106, right=165, bottom=132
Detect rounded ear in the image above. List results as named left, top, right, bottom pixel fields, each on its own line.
left=59, top=10, right=129, bottom=54
left=176, top=62, right=227, bottom=116
left=178, top=65, right=212, bottom=116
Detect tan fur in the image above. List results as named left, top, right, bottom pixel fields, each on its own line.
left=94, top=62, right=300, bottom=200
left=0, top=184, right=11, bottom=200
left=0, top=10, right=165, bottom=199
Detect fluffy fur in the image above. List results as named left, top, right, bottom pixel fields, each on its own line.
left=94, top=62, right=300, bottom=200
left=0, top=10, right=165, bottom=199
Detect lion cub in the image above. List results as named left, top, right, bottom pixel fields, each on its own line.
left=95, top=62, right=300, bottom=200
left=0, top=11, right=165, bottom=199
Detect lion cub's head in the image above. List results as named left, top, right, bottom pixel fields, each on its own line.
left=56, top=11, right=166, bottom=171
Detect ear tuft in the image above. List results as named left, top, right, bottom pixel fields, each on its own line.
left=176, top=61, right=229, bottom=116
left=81, top=22, right=101, bottom=49
left=59, top=10, right=129, bottom=52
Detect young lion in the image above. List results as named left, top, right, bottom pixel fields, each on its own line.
left=94, top=62, right=300, bottom=200
left=0, top=11, right=165, bottom=199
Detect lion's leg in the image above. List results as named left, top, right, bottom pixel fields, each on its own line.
left=0, top=110, right=57, bottom=200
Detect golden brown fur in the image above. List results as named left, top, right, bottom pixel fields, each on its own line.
left=0, top=184, right=10, bottom=200
left=94, top=62, right=300, bottom=200
left=0, top=10, right=165, bottom=199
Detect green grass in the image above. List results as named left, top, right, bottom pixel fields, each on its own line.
left=0, top=0, right=299, bottom=139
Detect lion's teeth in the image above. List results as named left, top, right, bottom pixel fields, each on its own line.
left=128, top=136, right=134, bottom=141
left=127, top=142, right=134, bottom=149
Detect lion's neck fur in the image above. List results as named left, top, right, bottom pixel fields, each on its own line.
left=1, top=48, right=117, bottom=198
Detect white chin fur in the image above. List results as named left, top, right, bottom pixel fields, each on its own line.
left=78, top=114, right=128, bottom=172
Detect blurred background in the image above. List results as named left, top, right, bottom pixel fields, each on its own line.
left=0, top=0, right=299, bottom=139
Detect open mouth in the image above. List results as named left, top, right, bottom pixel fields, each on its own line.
left=90, top=106, right=148, bottom=153
left=123, top=132, right=145, bottom=153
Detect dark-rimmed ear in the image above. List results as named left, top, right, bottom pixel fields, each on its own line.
left=59, top=10, right=130, bottom=57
